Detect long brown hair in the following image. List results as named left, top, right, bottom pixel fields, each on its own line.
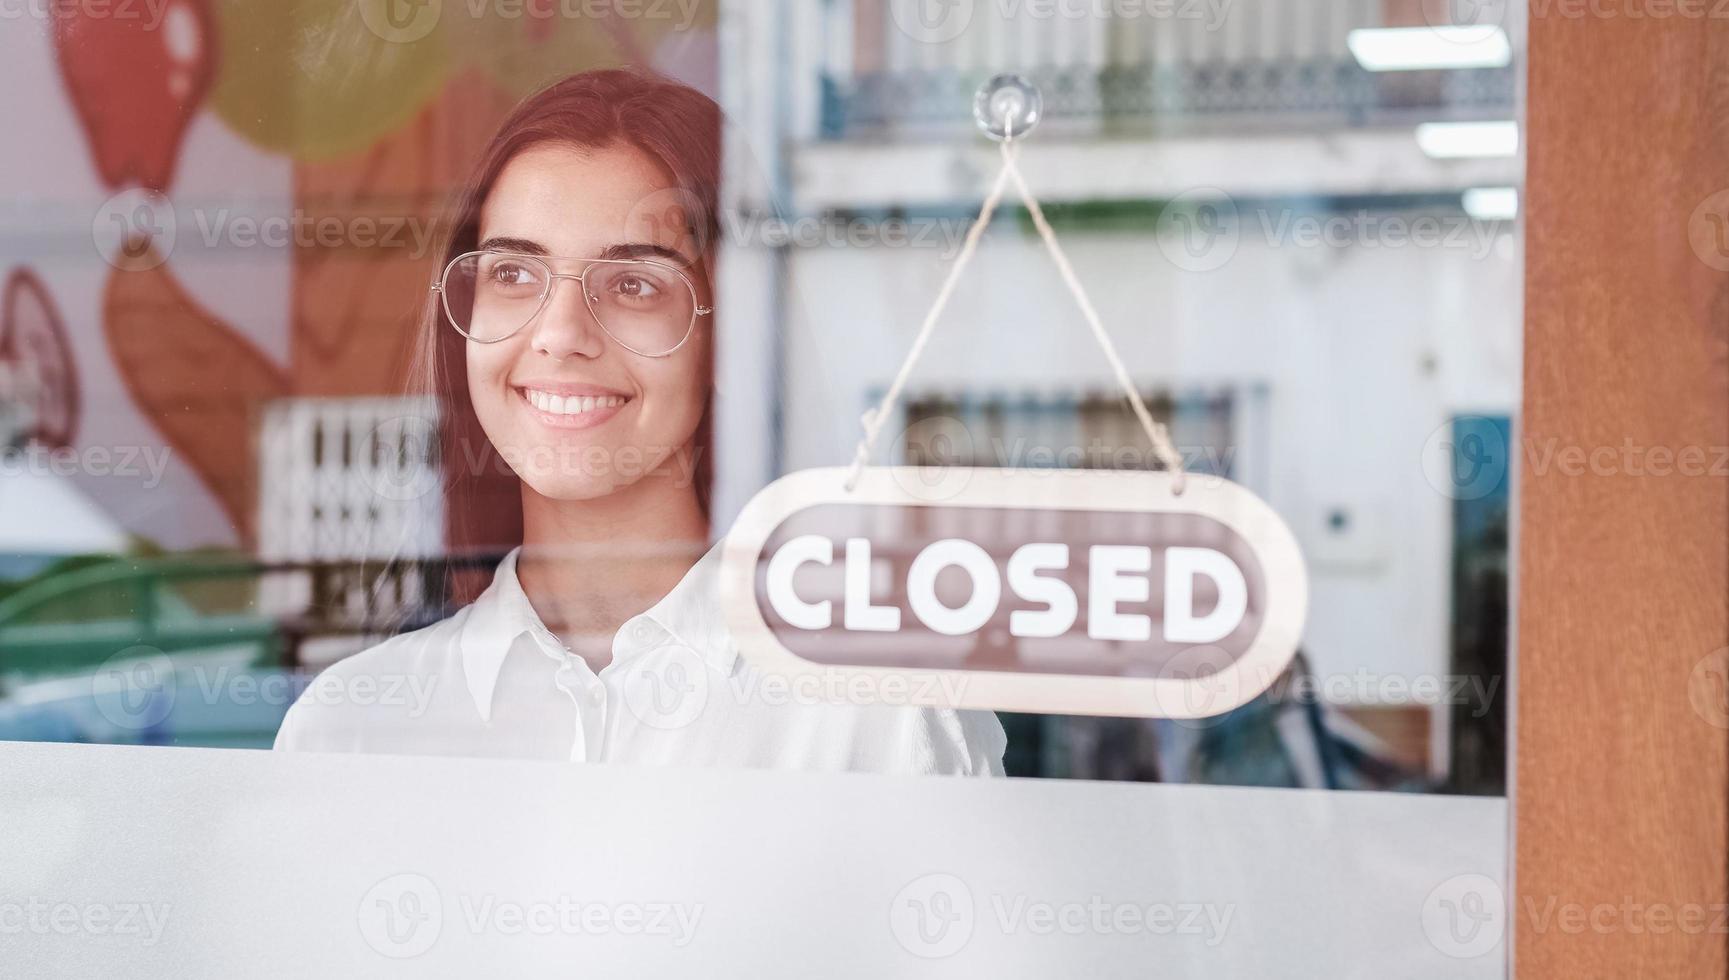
left=407, top=68, right=722, bottom=605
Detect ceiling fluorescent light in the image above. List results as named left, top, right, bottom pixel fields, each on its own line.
left=1348, top=27, right=1513, bottom=72
left=1416, top=121, right=1520, bottom=159
left=1463, top=187, right=1519, bottom=221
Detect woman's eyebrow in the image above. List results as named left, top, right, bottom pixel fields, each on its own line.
left=478, top=237, right=695, bottom=266
left=478, top=235, right=549, bottom=255
left=598, top=242, right=695, bottom=266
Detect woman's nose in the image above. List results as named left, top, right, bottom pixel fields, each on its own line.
left=529, top=276, right=607, bottom=360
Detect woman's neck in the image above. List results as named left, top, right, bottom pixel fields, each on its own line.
left=513, top=465, right=709, bottom=670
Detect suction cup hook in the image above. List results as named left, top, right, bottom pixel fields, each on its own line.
left=973, top=73, right=1042, bottom=142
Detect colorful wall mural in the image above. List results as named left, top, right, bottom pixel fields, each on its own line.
left=4, top=0, right=716, bottom=554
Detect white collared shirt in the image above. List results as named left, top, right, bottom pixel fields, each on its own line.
left=274, top=540, right=1006, bottom=776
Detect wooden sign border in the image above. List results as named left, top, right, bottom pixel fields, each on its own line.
left=720, top=465, right=1309, bottom=719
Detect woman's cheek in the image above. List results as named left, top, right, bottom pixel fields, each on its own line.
left=656, top=358, right=710, bottom=447
left=466, top=343, right=518, bottom=447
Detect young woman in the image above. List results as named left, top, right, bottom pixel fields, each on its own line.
left=274, top=68, right=1005, bottom=775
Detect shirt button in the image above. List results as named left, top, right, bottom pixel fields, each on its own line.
left=632, top=621, right=655, bottom=642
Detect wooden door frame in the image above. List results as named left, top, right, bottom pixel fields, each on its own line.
left=1518, top=4, right=1729, bottom=975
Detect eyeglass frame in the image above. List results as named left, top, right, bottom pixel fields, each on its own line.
left=429, top=249, right=714, bottom=358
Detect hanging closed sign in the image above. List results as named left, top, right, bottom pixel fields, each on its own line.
left=720, top=467, right=1307, bottom=719
left=722, top=76, right=1307, bottom=719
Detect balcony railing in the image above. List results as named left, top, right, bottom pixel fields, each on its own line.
left=816, top=0, right=1518, bottom=139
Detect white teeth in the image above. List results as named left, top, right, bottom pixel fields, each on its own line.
left=524, top=390, right=624, bottom=416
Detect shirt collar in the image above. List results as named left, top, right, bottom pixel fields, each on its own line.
left=458, top=539, right=738, bottom=722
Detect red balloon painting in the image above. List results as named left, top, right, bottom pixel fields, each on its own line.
left=51, top=0, right=217, bottom=191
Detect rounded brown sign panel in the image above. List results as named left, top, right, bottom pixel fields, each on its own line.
left=721, top=467, right=1308, bottom=719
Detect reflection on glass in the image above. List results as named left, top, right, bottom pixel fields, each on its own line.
left=1, top=0, right=1519, bottom=798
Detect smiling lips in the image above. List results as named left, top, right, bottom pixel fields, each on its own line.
left=518, top=387, right=629, bottom=430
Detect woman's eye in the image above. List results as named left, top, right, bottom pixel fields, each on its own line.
left=612, top=274, right=662, bottom=301
left=489, top=262, right=538, bottom=287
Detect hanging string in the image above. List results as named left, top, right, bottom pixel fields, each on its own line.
left=843, top=137, right=1189, bottom=495
left=841, top=153, right=1016, bottom=491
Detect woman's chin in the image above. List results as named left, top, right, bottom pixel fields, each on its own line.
left=519, top=473, right=636, bottom=503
